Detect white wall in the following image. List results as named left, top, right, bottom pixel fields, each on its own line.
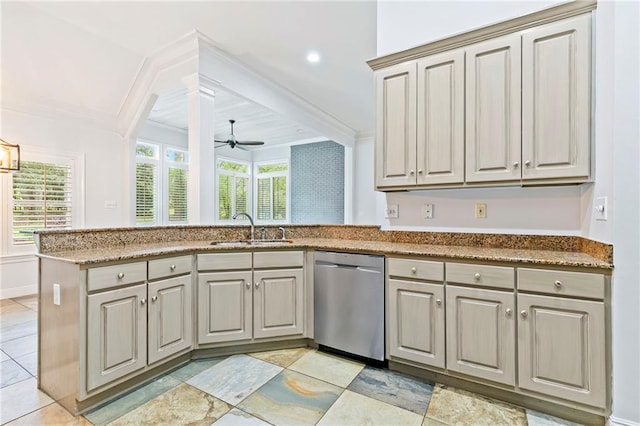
left=0, top=108, right=126, bottom=298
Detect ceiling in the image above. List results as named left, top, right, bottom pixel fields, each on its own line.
left=1, top=1, right=377, bottom=143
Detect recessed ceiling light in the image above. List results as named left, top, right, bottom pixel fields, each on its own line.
left=306, top=51, right=321, bottom=63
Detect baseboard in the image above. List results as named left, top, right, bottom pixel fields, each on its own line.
left=609, top=416, right=640, bottom=426
left=0, top=284, right=37, bottom=300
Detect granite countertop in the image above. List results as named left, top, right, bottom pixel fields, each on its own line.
left=37, top=237, right=612, bottom=270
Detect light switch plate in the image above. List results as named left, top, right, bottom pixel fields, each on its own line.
left=595, top=197, right=608, bottom=221
left=422, top=203, right=434, bottom=219
left=53, top=283, right=61, bottom=306
left=475, top=203, right=487, bottom=219
left=386, top=204, right=399, bottom=219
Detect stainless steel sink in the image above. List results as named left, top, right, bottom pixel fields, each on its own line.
left=210, top=239, right=293, bottom=247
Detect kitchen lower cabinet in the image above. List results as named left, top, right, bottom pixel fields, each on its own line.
left=254, top=269, right=304, bottom=339
left=388, top=279, right=445, bottom=368
left=87, top=284, right=147, bottom=391
left=446, top=286, right=516, bottom=386
left=198, top=271, right=253, bottom=344
left=148, top=275, right=193, bottom=364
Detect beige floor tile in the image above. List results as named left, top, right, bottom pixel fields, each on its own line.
left=0, top=301, right=30, bottom=315
left=0, top=334, right=37, bottom=358
left=0, top=377, right=54, bottom=424
left=107, top=383, right=231, bottom=425
left=1, top=359, right=32, bottom=388
left=13, top=295, right=38, bottom=312
left=288, top=350, right=364, bottom=388
left=317, top=390, right=423, bottom=426
left=6, top=402, right=92, bottom=425
left=249, top=347, right=310, bottom=368
left=14, top=351, right=38, bottom=377
left=426, top=384, right=527, bottom=426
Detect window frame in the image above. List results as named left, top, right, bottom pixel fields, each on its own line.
left=215, top=156, right=252, bottom=223
left=253, top=159, right=290, bottom=224
left=1, top=146, right=85, bottom=256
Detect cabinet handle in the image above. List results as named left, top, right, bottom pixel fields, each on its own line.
left=513, top=162, right=519, bottom=168
left=417, top=169, right=423, bottom=174
left=411, top=267, right=417, bottom=274
left=436, top=299, right=442, bottom=306
left=255, top=282, right=260, bottom=289
left=554, top=280, right=562, bottom=288
left=140, top=298, right=147, bottom=305
left=410, top=170, right=415, bottom=175
left=520, top=310, right=528, bottom=318
left=524, top=160, right=531, bottom=167
left=170, top=264, right=176, bottom=271
left=474, top=273, right=481, bottom=280
left=117, top=272, right=125, bottom=279
left=151, top=296, right=158, bottom=302
left=506, top=308, right=513, bottom=316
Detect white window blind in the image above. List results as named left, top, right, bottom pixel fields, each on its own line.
left=255, top=161, right=288, bottom=222
left=12, top=160, right=73, bottom=244
left=136, top=162, right=157, bottom=224
left=166, top=147, right=188, bottom=223
left=217, top=159, right=250, bottom=221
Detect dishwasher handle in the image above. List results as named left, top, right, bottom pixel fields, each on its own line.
left=315, top=261, right=382, bottom=274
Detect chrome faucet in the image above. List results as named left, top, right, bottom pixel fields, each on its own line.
left=232, top=212, right=256, bottom=241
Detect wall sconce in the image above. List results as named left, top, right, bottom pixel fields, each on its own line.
left=0, top=138, right=20, bottom=173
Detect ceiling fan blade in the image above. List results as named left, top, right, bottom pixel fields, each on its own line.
left=236, top=145, right=249, bottom=151
left=214, top=139, right=227, bottom=143
left=214, top=143, right=229, bottom=149
left=236, top=141, right=265, bottom=146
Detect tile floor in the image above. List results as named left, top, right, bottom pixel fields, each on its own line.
left=0, top=295, right=583, bottom=426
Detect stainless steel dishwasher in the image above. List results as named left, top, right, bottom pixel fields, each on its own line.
left=314, top=251, right=385, bottom=361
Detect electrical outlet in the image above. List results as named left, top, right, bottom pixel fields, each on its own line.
left=595, top=197, right=608, bottom=221
left=422, top=203, right=434, bottom=219
left=475, top=203, right=487, bottom=219
left=53, top=283, right=61, bottom=306
left=386, top=204, right=399, bottom=219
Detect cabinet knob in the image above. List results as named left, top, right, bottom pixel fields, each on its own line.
left=520, top=310, right=528, bottom=318
left=506, top=308, right=513, bottom=316
left=474, top=273, right=481, bottom=280
left=140, top=298, right=147, bottom=305
left=410, top=170, right=415, bottom=175
left=170, top=264, right=176, bottom=271
left=524, top=160, right=531, bottom=167
left=411, top=267, right=417, bottom=274
left=554, top=280, right=562, bottom=288
left=513, top=162, right=519, bottom=168
left=417, top=169, right=423, bottom=174
left=246, top=282, right=251, bottom=289
left=255, top=282, right=260, bottom=289
left=117, top=272, right=125, bottom=279
left=151, top=296, right=158, bottom=302
left=436, top=299, right=442, bottom=306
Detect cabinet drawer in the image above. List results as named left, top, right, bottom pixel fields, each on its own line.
left=87, top=261, right=147, bottom=292
left=387, top=258, right=443, bottom=282
left=198, top=252, right=252, bottom=271
left=517, top=268, right=605, bottom=299
left=148, top=255, right=192, bottom=280
left=446, top=263, right=514, bottom=289
left=253, top=251, right=304, bottom=269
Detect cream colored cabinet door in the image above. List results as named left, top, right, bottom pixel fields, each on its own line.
left=446, top=286, right=516, bottom=385
left=253, top=268, right=304, bottom=339
left=197, top=271, right=252, bottom=344
left=388, top=279, right=445, bottom=368
left=148, top=275, right=193, bottom=365
left=416, top=50, right=465, bottom=186
left=518, top=293, right=606, bottom=408
left=465, top=34, right=522, bottom=183
left=521, top=14, right=591, bottom=181
left=375, top=62, right=417, bottom=188
left=87, top=284, right=147, bottom=391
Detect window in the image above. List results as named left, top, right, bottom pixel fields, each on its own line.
left=255, top=161, right=289, bottom=222
left=217, top=158, right=250, bottom=221
left=11, top=160, right=73, bottom=244
left=135, top=141, right=188, bottom=226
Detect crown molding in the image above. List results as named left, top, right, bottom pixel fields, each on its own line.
left=368, top=0, right=597, bottom=70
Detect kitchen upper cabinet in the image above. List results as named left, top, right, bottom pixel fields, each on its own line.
left=465, top=34, right=521, bottom=183
left=416, top=50, right=465, bottom=185
left=522, top=14, right=591, bottom=181
left=148, top=275, right=193, bottom=364
left=446, top=286, right=516, bottom=386
left=375, top=62, right=417, bottom=188
left=87, top=284, right=147, bottom=391
left=198, top=271, right=253, bottom=344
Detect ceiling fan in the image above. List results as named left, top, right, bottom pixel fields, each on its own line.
left=214, top=119, right=265, bottom=150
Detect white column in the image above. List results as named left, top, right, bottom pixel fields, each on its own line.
left=184, top=74, right=217, bottom=224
